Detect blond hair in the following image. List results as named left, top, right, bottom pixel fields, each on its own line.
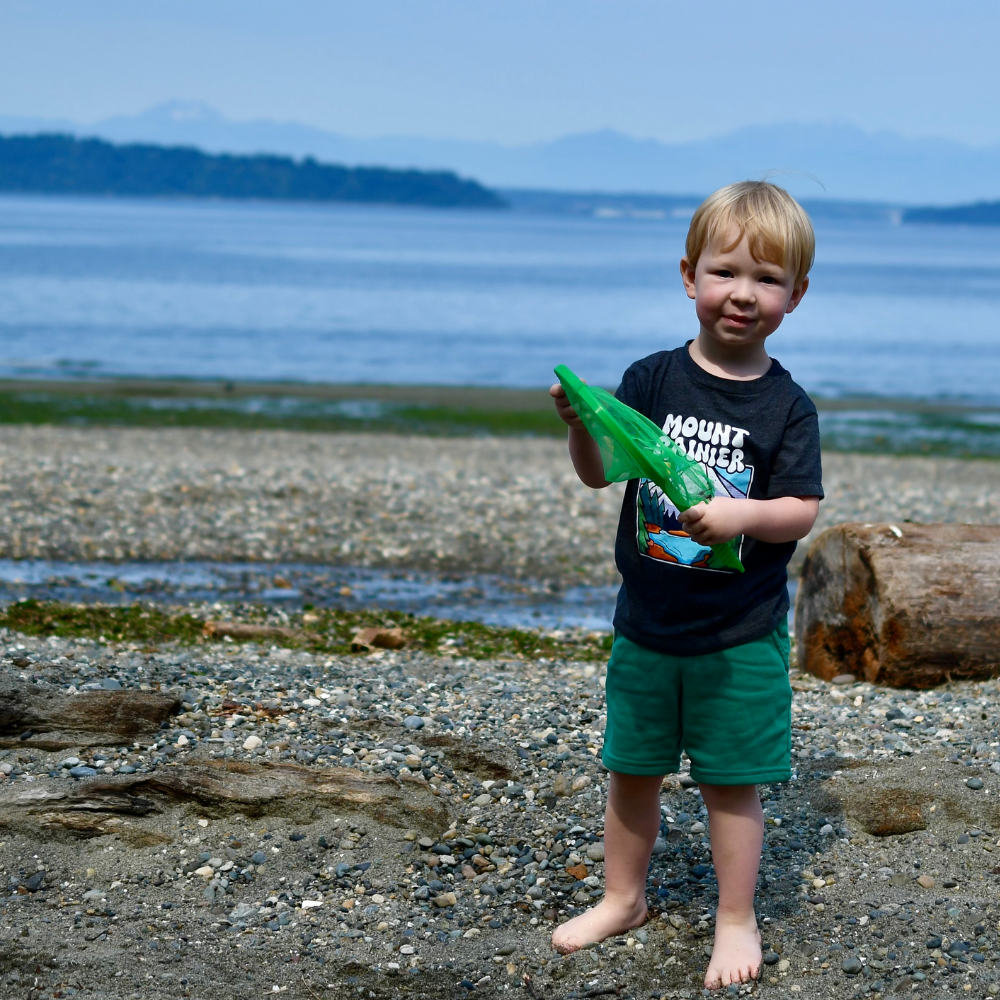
left=685, top=181, right=815, bottom=286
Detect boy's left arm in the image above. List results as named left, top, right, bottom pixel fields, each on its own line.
left=677, top=494, right=819, bottom=546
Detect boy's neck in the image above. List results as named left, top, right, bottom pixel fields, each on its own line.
left=688, top=333, right=773, bottom=381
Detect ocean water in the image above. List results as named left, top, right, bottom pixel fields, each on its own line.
left=1, top=193, right=1000, bottom=402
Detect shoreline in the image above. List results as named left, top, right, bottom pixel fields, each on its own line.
left=0, top=425, right=997, bottom=585
left=1, top=378, right=998, bottom=459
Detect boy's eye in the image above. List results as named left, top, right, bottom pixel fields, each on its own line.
left=715, top=269, right=733, bottom=278
left=759, top=275, right=778, bottom=285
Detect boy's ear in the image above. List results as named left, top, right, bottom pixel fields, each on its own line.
left=679, top=257, right=697, bottom=300
left=785, top=276, right=809, bottom=314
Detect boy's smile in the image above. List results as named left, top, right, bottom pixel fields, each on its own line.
left=680, top=226, right=808, bottom=374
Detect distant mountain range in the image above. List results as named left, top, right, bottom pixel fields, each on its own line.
left=0, top=134, right=504, bottom=209
left=3, top=102, right=1000, bottom=205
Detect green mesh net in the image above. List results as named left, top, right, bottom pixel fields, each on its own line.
left=555, top=364, right=744, bottom=573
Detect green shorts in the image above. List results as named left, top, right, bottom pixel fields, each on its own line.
left=602, top=621, right=791, bottom=785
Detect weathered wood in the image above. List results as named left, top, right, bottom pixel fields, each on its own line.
left=0, top=759, right=452, bottom=841
left=0, top=684, right=180, bottom=749
left=795, top=522, right=1000, bottom=688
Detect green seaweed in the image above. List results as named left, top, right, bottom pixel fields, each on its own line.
left=0, top=599, right=611, bottom=662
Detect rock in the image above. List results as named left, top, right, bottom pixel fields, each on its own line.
left=251, top=851, right=267, bottom=865
left=432, top=892, right=458, bottom=908
left=586, top=843, right=605, bottom=862
left=473, top=793, right=492, bottom=806
left=651, top=837, right=667, bottom=855
left=69, top=766, right=97, bottom=778
left=20, top=871, right=45, bottom=892
left=832, top=674, right=857, bottom=685
left=967, top=777, right=984, bottom=790
left=818, top=781, right=928, bottom=837
left=229, top=902, right=258, bottom=925
left=242, top=734, right=262, bottom=751
left=690, top=821, right=706, bottom=834
left=916, top=874, right=935, bottom=888
left=796, top=523, right=1000, bottom=687
left=403, top=716, right=425, bottom=731
left=819, top=823, right=834, bottom=836
left=842, top=956, right=863, bottom=975
left=571, top=774, right=592, bottom=792
left=763, top=951, right=780, bottom=965
left=81, top=888, right=104, bottom=900
left=0, top=683, right=180, bottom=750
left=194, top=866, right=214, bottom=877
left=552, top=774, right=572, bottom=796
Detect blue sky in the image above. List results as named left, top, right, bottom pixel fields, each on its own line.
left=3, top=0, right=999, bottom=146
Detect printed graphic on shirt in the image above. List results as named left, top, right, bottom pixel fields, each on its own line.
left=636, top=413, right=754, bottom=572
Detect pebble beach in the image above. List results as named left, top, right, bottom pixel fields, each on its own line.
left=0, top=426, right=997, bottom=581
left=1, top=425, right=1000, bottom=1000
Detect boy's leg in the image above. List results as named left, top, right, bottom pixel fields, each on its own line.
left=551, top=771, right=661, bottom=954
left=699, top=783, right=764, bottom=989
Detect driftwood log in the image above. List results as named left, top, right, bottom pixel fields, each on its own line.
left=0, top=759, right=452, bottom=842
left=0, top=684, right=180, bottom=750
left=795, top=522, right=1000, bottom=688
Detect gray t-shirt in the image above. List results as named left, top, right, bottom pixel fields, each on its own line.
left=612, top=344, right=823, bottom=656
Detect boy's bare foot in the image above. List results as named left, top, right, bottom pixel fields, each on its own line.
left=704, top=912, right=762, bottom=990
left=551, top=897, right=647, bottom=955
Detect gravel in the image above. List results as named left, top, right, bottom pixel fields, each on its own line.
left=2, top=624, right=1000, bottom=998
left=0, top=426, right=997, bottom=582
left=1, top=427, right=999, bottom=998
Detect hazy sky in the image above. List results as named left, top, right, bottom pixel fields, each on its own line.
left=3, top=0, right=999, bottom=146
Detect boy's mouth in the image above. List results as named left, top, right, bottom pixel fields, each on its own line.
left=722, top=313, right=753, bottom=327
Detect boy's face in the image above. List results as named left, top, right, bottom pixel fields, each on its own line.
left=680, top=227, right=808, bottom=354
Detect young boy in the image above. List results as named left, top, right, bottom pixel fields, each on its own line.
left=549, top=181, right=822, bottom=990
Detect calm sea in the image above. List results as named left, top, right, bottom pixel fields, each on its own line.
left=1, top=193, right=999, bottom=402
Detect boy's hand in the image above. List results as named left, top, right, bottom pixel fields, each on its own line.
left=677, top=495, right=746, bottom=546
left=550, top=383, right=585, bottom=429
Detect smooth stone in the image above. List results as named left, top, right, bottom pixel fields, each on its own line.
left=403, top=716, right=425, bottom=730
left=60, top=757, right=81, bottom=768
left=99, top=678, right=122, bottom=690
left=842, top=957, right=863, bottom=975
left=651, top=838, right=667, bottom=856
left=242, top=734, right=263, bottom=751
left=69, top=766, right=97, bottom=778
left=967, top=777, right=984, bottom=790
left=251, top=851, right=267, bottom=865
left=832, top=674, right=857, bottom=685
left=586, top=843, right=605, bottom=862
left=916, top=875, right=935, bottom=889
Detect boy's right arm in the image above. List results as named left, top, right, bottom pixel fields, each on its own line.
left=549, top=383, right=609, bottom=488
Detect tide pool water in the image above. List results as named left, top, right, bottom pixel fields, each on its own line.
left=2, top=194, right=1000, bottom=402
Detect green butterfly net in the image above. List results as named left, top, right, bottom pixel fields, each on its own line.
left=554, top=364, right=744, bottom=573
